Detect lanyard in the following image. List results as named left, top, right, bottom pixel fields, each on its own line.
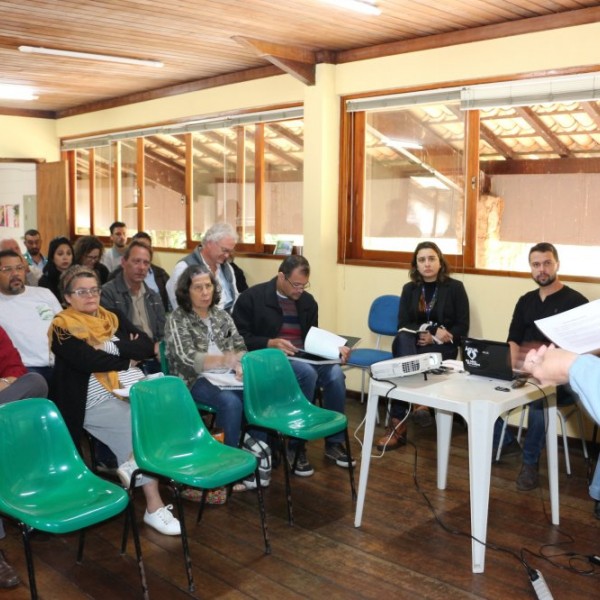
left=421, top=284, right=438, bottom=322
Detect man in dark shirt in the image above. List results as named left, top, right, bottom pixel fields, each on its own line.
left=494, top=242, right=588, bottom=491
left=233, top=255, right=353, bottom=477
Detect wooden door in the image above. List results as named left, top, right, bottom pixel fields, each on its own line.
left=36, top=161, right=69, bottom=242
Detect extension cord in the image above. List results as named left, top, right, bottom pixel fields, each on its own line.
left=529, top=569, right=553, bottom=600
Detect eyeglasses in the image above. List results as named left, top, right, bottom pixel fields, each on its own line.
left=218, top=245, right=235, bottom=255
left=69, top=287, right=101, bottom=297
left=285, top=276, right=310, bottom=290
left=0, top=264, right=26, bottom=274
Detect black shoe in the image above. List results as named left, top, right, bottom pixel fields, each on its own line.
left=594, top=500, right=600, bottom=520
left=286, top=447, right=314, bottom=477
left=492, top=439, right=521, bottom=463
left=324, top=442, right=356, bottom=468
left=516, top=463, right=539, bottom=491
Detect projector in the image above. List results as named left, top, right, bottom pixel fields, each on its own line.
left=370, top=353, right=442, bottom=380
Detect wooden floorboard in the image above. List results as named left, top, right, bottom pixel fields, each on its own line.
left=1, top=397, right=598, bottom=598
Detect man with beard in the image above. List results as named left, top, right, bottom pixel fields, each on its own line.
left=493, top=242, right=588, bottom=491
left=101, top=221, right=128, bottom=274
left=0, top=250, right=62, bottom=385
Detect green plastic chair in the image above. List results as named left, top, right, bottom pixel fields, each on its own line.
left=242, top=348, right=356, bottom=525
left=128, top=375, right=270, bottom=592
left=0, top=398, right=147, bottom=600
left=158, top=339, right=217, bottom=429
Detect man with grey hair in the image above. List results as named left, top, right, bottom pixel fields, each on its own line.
left=166, top=222, right=239, bottom=312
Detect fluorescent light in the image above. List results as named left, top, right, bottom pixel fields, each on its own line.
left=323, top=0, right=381, bottom=16
left=0, top=83, right=38, bottom=101
left=18, top=46, right=163, bottom=68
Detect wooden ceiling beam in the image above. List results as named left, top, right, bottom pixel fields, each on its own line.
left=483, top=156, right=600, bottom=175
left=233, top=35, right=316, bottom=86
left=515, top=106, right=572, bottom=158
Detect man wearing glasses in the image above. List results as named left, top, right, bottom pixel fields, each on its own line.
left=166, top=222, right=239, bottom=312
left=233, top=255, right=354, bottom=477
left=0, top=250, right=62, bottom=385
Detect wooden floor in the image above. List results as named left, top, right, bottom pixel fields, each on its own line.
left=2, top=397, right=599, bottom=599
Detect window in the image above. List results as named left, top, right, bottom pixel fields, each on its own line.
left=65, top=107, right=304, bottom=252
left=341, top=72, right=600, bottom=277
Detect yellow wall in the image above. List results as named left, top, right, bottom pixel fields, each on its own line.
left=4, top=22, right=600, bottom=406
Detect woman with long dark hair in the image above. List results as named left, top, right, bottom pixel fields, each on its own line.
left=377, top=241, right=470, bottom=451
left=38, top=236, right=74, bottom=302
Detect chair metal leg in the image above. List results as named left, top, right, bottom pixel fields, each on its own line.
left=574, top=407, right=589, bottom=460
left=496, top=415, right=509, bottom=462
left=76, top=530, right=86, bottom=564
left=254, top=465, right=271, bottom=554
left=20, top=525, right=38, bottom=600
left=126, top=499, right=149, bottom=600
left=195, top=488, right=208, bottom=524
left=344, top=428, right=357, bottom=500
left=281, top=435, right=294, bottom=526
left=557, top=410, right=571, bottom=475
left=172, top=486, right=195, bottom=593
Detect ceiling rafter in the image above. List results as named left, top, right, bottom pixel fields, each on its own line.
left=232, top=36, right=316, bottom=86
left=515, top=106, right=572, bottom=158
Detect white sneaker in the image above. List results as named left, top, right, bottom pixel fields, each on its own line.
left=143, top=505, right=181, bottom=536
left=116, top=458, right=142, bottom=489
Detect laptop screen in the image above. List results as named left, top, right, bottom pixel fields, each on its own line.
left=462, top=338, right=514, bottom=381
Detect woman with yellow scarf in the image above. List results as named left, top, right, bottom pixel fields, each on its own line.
left=49, top=265, right=180, bottom=536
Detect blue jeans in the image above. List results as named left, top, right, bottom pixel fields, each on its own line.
left=190, top=378, right=244, bottom=447
left=493, top=384, right=575, bottom=465
left=289, top=360, right=347, bottom=445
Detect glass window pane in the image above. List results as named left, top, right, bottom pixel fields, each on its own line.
left=93, top=145, right=115, bottom=237
left=476, top=100, right=600, bottom=276
left=75, top=149, right=90, bottom=235
left=120, top=139, right=138, bottom=235
left=363, top=103, right=465, bottom=255
left=191, top=128, right=242, bottom=241
left=264, top=119, right=304, bottom=246
left=142, top=134, right=186, bottom=248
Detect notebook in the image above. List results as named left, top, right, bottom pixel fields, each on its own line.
left=462, top=338, right=525, bottom=381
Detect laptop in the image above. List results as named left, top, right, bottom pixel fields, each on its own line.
left=462, top=338, right=526, bottom=381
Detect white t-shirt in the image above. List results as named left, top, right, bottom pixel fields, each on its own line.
left=0, top=286, right=62, bottom=367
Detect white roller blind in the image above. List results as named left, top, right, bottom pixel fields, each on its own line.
left=345, top=72, right=600, bottom=114
left=61, top=106, right=304, bottom=150
left=460, top=72, right=600, bottom=110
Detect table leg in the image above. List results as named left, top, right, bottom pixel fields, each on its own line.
left=466, top=401, right=495, bottom=573
left=435, top=409, right=453, bottom=490
left=354, top=386, right=379, bottom=527
left=545, top=399, right=560, bottom=525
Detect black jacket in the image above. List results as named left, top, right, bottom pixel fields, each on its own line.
left=232, top=277, right=318, bottom=350
left=49, top=309, right=154, bottom=447
left=397, top=277, right=470, bottom=346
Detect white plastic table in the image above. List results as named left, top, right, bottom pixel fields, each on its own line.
left=354, top=370, right=558, bottom=573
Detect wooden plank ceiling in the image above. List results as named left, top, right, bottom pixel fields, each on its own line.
left=1, top=0, right=600, bottom=118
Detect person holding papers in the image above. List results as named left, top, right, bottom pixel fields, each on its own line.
left=164, top=264, right=246, bottom=448
left=379, top=242, right=469, bottom=451
left=525, top=344, right=600, bottom=519
left=233, top=255, right=353, bottom=476
left=494, top=242, right=588, bottom=492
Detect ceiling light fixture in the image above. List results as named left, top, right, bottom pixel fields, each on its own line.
left=18, top=45, right=164, bottom=68
left=0, top=83, right=38, bottom=101
left=323, top=0, right=381, bottom=16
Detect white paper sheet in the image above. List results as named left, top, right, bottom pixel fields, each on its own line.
left=535, top=298, right=600, bottom=354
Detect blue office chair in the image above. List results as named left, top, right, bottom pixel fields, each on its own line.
left=345, top=295, right=401, bottom=405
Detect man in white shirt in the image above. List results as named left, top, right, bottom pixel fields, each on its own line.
left=166, top=222, right=239, bottom=312
left=101, top=221, right=128, bottom=274
left=0, top=249, right=62, bottom=385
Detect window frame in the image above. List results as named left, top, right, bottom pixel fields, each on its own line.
left=62, top=104, right=304, bottom=255
left=338, top=70, right=600, bottom=283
